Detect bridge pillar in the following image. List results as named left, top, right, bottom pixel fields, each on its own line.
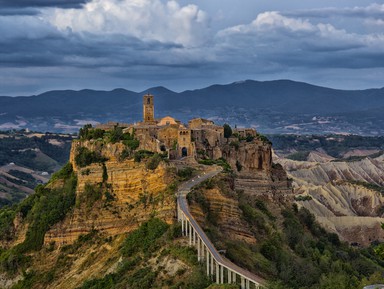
left=220, top=265, right=224, bottom=284
left=210, top=254, right=214, bottom=275
left=193, top=229, right=196, bottom=245
left=181, top=216, right=185, bottom=236
left=246, top=279, right=250, bottom=289
left=201, top=241, right=205, bottom=260
left=216, top=263, right=219, bottom=284
left=206, top=250, right=210, bottom=276
left=197, top=237, right=201, bottom=262
left=232, top=272, right=237, bottom=284
left=189, top=223, right=192, bottom=246
left=228, top=269, right=232, bottom=283
left=241, top=276, right=245, bottom=289
left=185, top=218, right=188, bottom=236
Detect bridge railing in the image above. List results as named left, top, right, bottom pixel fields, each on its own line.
left=177, top=182, right=265, bottom=289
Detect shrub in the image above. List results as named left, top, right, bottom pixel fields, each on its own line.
left=246, top=134, right=255, bottom=142
left=256, top=133, right=272, bottom=145
left=0, top=209, right=16, bottom=241
left=198, top=159, right=215, bottom=166
left=294, top=195, right=313, bottom=201
left=108, top=126, right=123, bottom=143
left=119, top=149, right=131, bottom=161
left=124, top=139, right=139, bottom=150
left=145, top=154, right=162, bottom=170
left=134, top=150, right=154, bottom=162
left=121, top=218, right=169, bottom=256
left=80, top=183, right=102, bottom=208
left=51, top=162, right=73, bottom=181
left=177, top=167, right=195, bottom=181
left=75, top=147, right=107, bottom=168
left=79, top=125, right=105, bottom=141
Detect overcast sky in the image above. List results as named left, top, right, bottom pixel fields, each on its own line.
left=1, top=0, right=384, bottom=95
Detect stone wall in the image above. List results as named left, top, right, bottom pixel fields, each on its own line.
left=158, top=125, right=179, bottom=148
left=188, top=118, right=214, bottom=129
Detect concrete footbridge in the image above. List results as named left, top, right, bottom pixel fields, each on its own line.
left=177, top=166, right=265, bottom=289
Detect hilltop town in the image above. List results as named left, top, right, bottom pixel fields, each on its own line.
left=96, top=93, right=273, bottom=174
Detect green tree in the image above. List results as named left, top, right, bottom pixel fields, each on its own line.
left=223, top=124, right=232, bottom=139
left=79, top=124, right=93, bottom=139
left=109, top=125, right=123, bottom=143
left=102, top=163, right=108, bottom=182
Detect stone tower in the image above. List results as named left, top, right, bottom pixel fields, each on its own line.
left=178, top=128, right=194, bottom=158
left=143, top=94, right=154, bottom=123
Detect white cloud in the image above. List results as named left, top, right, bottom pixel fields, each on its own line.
left=45, top=0, right=209, bottom=47
left=365, top=18, right=384, bottom=27
left=217, top=11, right=373, bottom=55
left=219, top=11, right=314, bottom=35
left=252, top=11, right=314, bottom=32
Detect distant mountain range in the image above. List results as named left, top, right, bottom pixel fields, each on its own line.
left=1, top=79, right=384, bottom=135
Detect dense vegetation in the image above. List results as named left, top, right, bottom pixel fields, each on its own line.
left=79, top=124, right=139, bottom=149
left=268, top=134, right=384, bottom=160
left=75, top=147, right=108, bottom=168
left=189, top=175, right=384, bottom=289
left=0, top=163, right=77, bottom=274
left=76, top=124, right=141, bottom=165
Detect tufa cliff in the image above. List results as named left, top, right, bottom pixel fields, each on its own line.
left=45, top=139, right=176, bottom=245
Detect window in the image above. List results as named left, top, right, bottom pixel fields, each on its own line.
left=147, top=97, right=150, bottom=104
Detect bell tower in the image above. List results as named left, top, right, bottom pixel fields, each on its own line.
left=143, top=93, right=155, bottom=123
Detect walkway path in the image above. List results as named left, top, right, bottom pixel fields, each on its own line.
left=177, top=165, right=265, bottom=289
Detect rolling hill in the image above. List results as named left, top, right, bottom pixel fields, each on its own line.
left=1, top=80, right=384, bottom=134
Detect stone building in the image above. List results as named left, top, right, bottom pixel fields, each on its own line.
left=119, top=94, right=272, bottom=172
left=178, top=127, right=194, bottom=158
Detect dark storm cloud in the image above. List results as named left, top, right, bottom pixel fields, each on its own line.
left=283, top=4, right=384, bottom=19
left=0, top=0, right=89, bottom=8
left=0, top=28, right=186, bottom=70
left=1, top=0, right=384, bottom=95
left=0, top=8, right=40, bottom=15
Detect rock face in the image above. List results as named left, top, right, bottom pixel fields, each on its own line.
left=276, top=153, right=384, bottom=246
left=45, top=140, right=176, bottom=245
left=222, top=140, right=272, bottom=173
left=189, top=147, right=293, bottom=245
left=189, top=186, right=256, bottom=244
